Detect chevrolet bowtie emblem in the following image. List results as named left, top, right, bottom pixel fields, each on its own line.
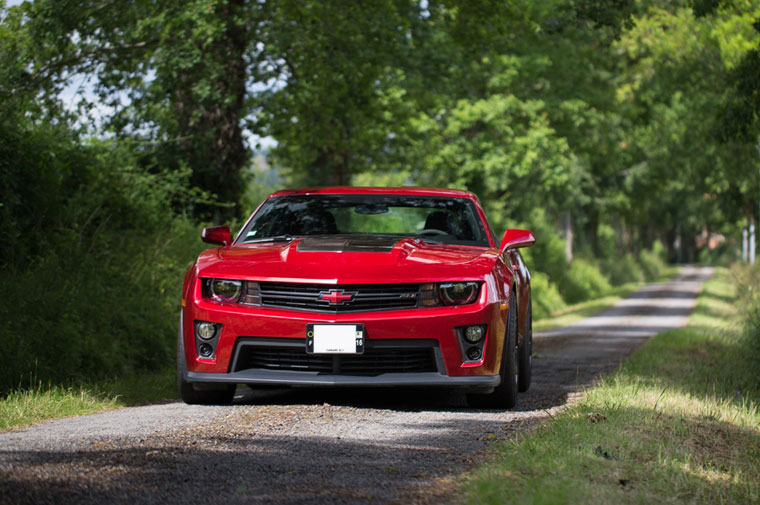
left=318, top=289, right=356, bottom=304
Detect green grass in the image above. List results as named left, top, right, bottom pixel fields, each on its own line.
left=0, top=367, right=176, bottom=432
left=463, top=267, right=760, bottom=504
left=535, top=266, right=681, bottom=332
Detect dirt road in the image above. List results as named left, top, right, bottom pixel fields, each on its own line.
left=0, top=265, right=713, bottom=505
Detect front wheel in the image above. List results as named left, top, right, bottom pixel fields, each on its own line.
left=518, top=297, right=533, bottom=392
left=466, top=293, right=518, bottom=409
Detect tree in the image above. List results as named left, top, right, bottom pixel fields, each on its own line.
left=16, top=0, right=260, bottom=218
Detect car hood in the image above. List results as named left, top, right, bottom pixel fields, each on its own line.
left=196, top=235, right=499, bottom=284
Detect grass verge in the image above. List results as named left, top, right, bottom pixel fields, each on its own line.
left=0, top=367, right=176, bottom=432
left=463, top=266, right=760, bottom=504
left=535, top=266, right=681, bottom=332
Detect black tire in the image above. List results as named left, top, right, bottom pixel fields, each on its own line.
left=466, top=293, right=518, bottom=409
left=518, top=297, right=532, bottom=393
left=177, top=318, right=235, bottom=405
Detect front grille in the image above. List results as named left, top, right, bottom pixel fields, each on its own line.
left=258, top=282, right=420, bottom=313
left=232, top=339, right=440, bottom=376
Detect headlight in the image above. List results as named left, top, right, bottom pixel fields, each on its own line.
left=210, top=279, right=242, bottom=303
left=439, top=282, right=479, bottom=305
left=202, top=279, right=261, bottom=305
left=419, top=282, right=481, bottom=307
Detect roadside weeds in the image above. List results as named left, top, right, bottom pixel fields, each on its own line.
left=0, top=368, right=175, bottom=431
left=461, top=267, right=760, bottom=504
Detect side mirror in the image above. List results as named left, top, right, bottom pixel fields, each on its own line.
left=201, top=225, right=232, bottom=246
left=499, top=229, right=535, bottom=254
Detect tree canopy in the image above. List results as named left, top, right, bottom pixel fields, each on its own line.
left=3, top=0, right=760, bottom=255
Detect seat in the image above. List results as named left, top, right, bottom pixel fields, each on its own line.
left=270, top=208, right=338, bottom=236
left=299, top=209, right=338, bottom=235
left=424, top=211, right=456, bottom=235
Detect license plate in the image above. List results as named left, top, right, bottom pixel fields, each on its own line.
left=306, top=324, right=365, bottom=354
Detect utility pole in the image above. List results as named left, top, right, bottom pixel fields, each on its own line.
left=755, top=136, right=760, bottom=266
left=751, top=221, right=756, bottom=265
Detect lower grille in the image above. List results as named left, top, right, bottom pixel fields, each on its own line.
left=231, top=338, right=440, bottom=376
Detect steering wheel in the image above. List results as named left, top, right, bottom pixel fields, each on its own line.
left=418, top=229, right=448, bottom=237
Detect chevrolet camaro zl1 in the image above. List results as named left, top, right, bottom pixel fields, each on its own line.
left=178, top=187, right=535, bottom=409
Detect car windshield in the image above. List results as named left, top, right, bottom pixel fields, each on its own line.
left=238, top=194, right=490, bottom=247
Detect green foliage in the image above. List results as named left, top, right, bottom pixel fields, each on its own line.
left=0, top=368, right=177, bottom=431
left=11, top=0, right=255, bottom=219
left=0, top=209, right=203, bottom=394
left=735, top=264, right=760, bottom=385
left=561, top=258, right=613, bottom=304
left=530, top=272, right=567, bottom=320
left=0, top=98, right=208, bottom=393
left=464, top=268, right=760, bottom=505
left=640, top=241, right=668, bottom=281
left=602, top=254, right=644, bottom=286
left=517, top=211, right=569, bottom=285
left=0, top=382, right=120, bottom=432
left=410, top=93, right=577, bottom=229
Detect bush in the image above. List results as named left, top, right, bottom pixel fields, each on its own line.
left=530, top=272, right=566, bottom=319
left=596, top=223, right=619, bottom=261
left=697, top=243, right=736, bottom=266
left=0, top=116, right=211, bottom=393
left=560, top=258, right=612, bottom=304
left=733, top=264, right=760, bottom=389
left=640, top=241, right=668, bottom=281
left=601, top=253, right=644, bottom=286
left=0, top=218, right=204, bottom=393
left=516, top=210, right=568, bottom=284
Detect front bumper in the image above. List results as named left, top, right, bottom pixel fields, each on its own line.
left=181, top=284, right=508, bottom=386
left=185, top=369, right=500, bottom=387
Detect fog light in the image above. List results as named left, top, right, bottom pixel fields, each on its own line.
left=467, top=347, right=481, bottom=361
left=197, top=322, right=216, bottom=340
left=464, top=325, right=484, bottom=343
left=199, top=343, right=214, bottom=358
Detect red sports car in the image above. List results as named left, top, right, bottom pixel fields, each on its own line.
left=178, top=187, right=535, bottom=408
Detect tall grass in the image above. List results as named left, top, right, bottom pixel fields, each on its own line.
left=0, top=368, right=177, bottom=431
left=0, top=115, right=211, bottom=394
left=463, top=267, right=760, bottom=504
left=0, top=220, right=204, bottom=393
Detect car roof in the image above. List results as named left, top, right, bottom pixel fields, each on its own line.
left=268, top=186, right=478, bottom=199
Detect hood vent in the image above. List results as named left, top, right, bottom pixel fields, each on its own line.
left=296, top=235, right=402, bottom=253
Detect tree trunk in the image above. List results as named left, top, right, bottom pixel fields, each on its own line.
left=174, top=0, right=249, bottom=220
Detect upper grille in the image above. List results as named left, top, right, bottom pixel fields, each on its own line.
left=258, top=282, right=420, bottom=313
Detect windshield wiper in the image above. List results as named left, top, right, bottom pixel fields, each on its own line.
left=241, top=234, right=296, bottom=244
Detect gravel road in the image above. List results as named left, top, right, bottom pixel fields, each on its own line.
left=0, top=265, right=713, bottom=505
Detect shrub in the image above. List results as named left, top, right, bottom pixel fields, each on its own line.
left=0, top=116, right=211, bottom=393
left=0, top=219, right=204, bottom=393
left=516, top=210, right=568, bottom=284
left=596, top=223, right=619, bottom=261
left=601, top=253, right=644, bottom=286
left=697, top=243, right=736, bottom=266
left=733, top=264, right=760, bottom=390
left=560, top=258, right=612, bottom=304
left=530, top=271, right=566, bottom=319
left=640, top=241, right=668, bottom=281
